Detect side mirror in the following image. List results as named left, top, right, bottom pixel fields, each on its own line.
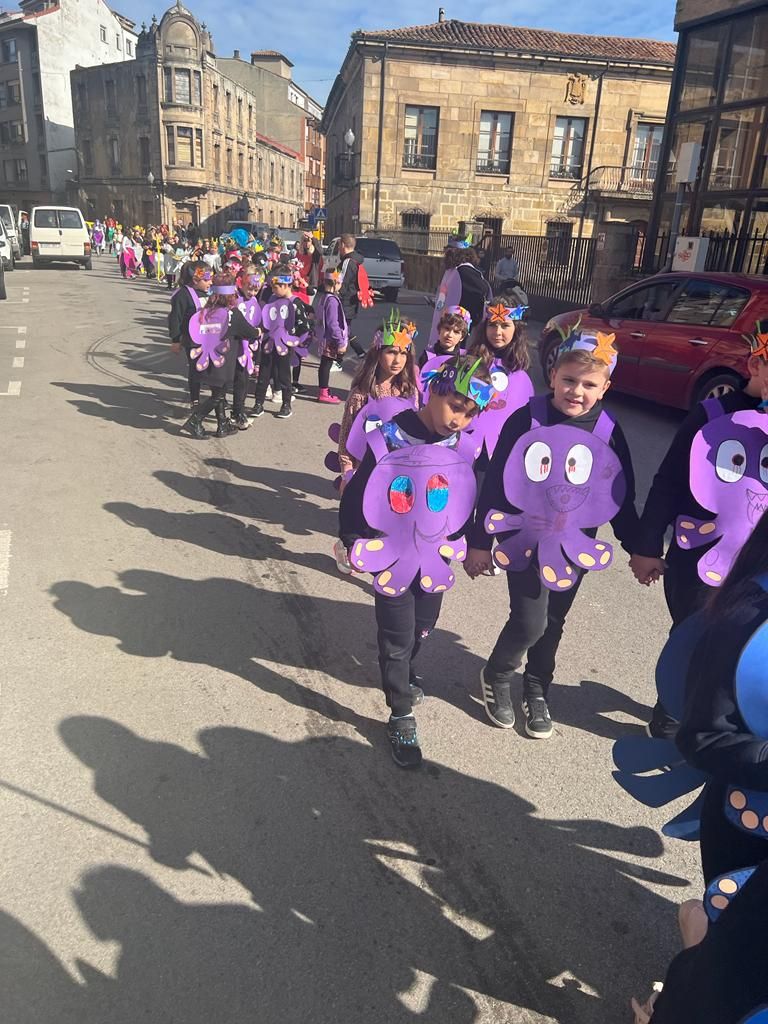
left=588, top=302, right=606, bottom=317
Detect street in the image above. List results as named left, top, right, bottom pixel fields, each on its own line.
left=2, top=257, right=698, bottom=1023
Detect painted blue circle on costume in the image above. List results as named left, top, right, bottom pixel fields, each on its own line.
left=426, top=474, right=449, bottom=513
left=735, top=617, right=768, bottom=738
left=388, top=475, right=414, bottom=514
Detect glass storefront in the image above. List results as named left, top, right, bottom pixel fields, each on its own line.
left=648, top=6, right=768, bottom=273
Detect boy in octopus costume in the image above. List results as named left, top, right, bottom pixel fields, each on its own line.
left=339, top=354, right=495, bottom=769
left=465, top=327, right=639, bottom=739
left=630, top=323, right=768, bottom=739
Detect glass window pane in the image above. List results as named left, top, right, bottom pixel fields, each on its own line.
left=679, top=25, right=722, bottom=111
left=666, top=280, right=749, bottom=326
left=630, top=123, right=664, bottom=184
left=664, top=119, right=709, bottom=190
left=478, top=111, right=512, bottom=172
left=174, top=69, right=191, bottom=104
left=193, top=71, right=202, bottom=106
left=166, top=125, right=175, bottom=165
left=700, top=199, right=747, bottom=234
left=708, top=106, right=766, bottom=190
left=195, top=129, right=203, bottom=167
left=176, top=126, right=192, bottom=165
left=163, top=68, right=173, bottom=103
left=550, top=117, right=586, bottom=179
left=725, top=11, right=768, bottom=104
left=607, top=282, right=679, bottom=320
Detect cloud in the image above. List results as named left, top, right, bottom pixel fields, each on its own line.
left=126, top=0, right=677, bottom=103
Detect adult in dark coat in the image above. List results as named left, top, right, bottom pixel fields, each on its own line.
left=337, top=233, right=366, bottom=357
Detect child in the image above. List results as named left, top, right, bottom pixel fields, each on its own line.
left=251, top=271, right=307, bottom=421
left=168, top=261, right=212, bottom=408
left=339, top=354, right=495, bottom=768
left=417, top=305, right=470, bottom=369
left=231, top=264, right=264, bottom=429
left=629, top=327, right=768, bottom=738
left=313, top=267, right=348, bottom=404
left=465, top=329, right=639, bottom=738
left=180, top=271, right=261, bottom=440
left=288, top=259, right=314, bottom=394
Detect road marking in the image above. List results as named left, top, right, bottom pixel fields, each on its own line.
left=0, top=382, right=21, bottom=396
left=5, top=300, right=29, bottom=305
left=12, top=357, right=23, bottom=368
left=0, top=326, right=25, bottom=331
left=0, top=530, right=11, bottom=594
left=15, top=338, right=25, bottom=349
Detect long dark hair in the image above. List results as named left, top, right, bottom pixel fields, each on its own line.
left=466, top=295, right=530, bottom=372
left=708, top=509, right=768, bottom=617
left=350, top=344, right=418, bottom=399
left=203, top=271, right=239, bottom=316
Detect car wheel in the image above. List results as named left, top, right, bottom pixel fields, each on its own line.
left=32, top=256, right=41, bottom=268
left=540, top=333, right=561, bottom=380
left=693, top=371, right=745, bottom=407
left=383, top=287, right=399, bottom=302
left=0, top=272, right=6, bottom=300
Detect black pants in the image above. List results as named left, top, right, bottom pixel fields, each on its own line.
left=318, top=355, right=333, bottom=389
left=344, top=313, right=365, bottom=356
left=254, top=348, right=291, bottom=405
left=183, top=345, right=201, bottom=404
left=233, top=363, right=249, bottom=416
left=485, top=563, right=585, bottom=699
left=699, top=778, right=768, bottom=884
left=292, top=357, right=302, bottom=385
left=374, top=579, right=443, bottom=718
left=188, top=386, right=227, bottom=425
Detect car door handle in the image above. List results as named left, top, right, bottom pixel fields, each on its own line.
left=630, top=331, right=645, bottom=338
left=688, top=338, right=709, bottom=346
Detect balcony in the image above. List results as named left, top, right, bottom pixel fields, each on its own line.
left=403, top=150, right=436, bottom=171
left=476, top=158, right=510, bottom=175
left=550, top=162, right=583, bottom=181
left=558, top=164, right=658, bottom=214
left=334, top=151, right=357, bottom=185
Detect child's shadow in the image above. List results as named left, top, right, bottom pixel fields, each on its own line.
left=553, top=678, right=651, bottom=741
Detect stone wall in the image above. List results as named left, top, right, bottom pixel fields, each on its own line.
left=675, top=0, right=751, bottom=28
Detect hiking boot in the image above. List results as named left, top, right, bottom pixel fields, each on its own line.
left=480, top=667, right=515, bottom=729
left=251, top=401, right=265, bottom=418
left=181, top=416, right=207, bottom=440
left=317, top=388, right=341, bottom=404
left=276, top=402, right=293, bottom=419
left=387, top=715, right=422, bottom=769
left=234, top=412, right=251, bottom=430
left=522, top=694, right=553, bottom=739
left=215, top=418, right=238, bottom=438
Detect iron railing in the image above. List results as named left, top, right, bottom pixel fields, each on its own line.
left=560, top=164, right=657, bottom=214
left=639, top=229, right=768, bottom=276
left=402, top=151, right=437, bottom=170
left=476, top=158, right=510, bottom=175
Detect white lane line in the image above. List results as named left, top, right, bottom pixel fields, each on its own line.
left=12, top=357, right=24, bottom=368
left=0, top=326, right=25, bottom=331
left=5, top=300, right=29, bottom=305
left=15, top=338, right=25, bottom=349
left=0, top=530, right=11, bottom=595
left=0, top=382, right=21, bottom=396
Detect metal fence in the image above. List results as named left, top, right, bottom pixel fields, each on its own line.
left=639, top=229, right=768, bottom=276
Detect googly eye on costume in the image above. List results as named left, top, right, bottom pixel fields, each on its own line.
left=388, top=475, right=415, bottom=514
left=564, top=443, right=593, bottom=485
left=715, top=439, right=748, bottom=483
left=524, top=441, right=552, bottom=481
left=426, top=474, right=449, bottom=513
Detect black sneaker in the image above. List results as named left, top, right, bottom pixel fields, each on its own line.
left=387, top=716, right=422, bottom=768
left=480, top=668, right=515, bottom=729
left=645, top=702, right=679, bottom=741
left=251, top=401, right=265, bottom=418
left=522, top=695, right=553, bottom=739
left=234, top=412, right=251, bottom=430
left=276, top=402, right=293, bottom=419
left=181, top=417, right=207, bottom=440
left=291, top=383, right=306, bottom=395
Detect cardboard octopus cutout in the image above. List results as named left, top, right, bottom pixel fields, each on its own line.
left=676, top=400, right=768, bottom=586
left=486, top=398, right=626, bottom=590
left=467, top=361, right=534, bottom=458
left=350, top=422, right=476, bottom=596
left=428, top=268, right=462, bottom=345
left=237, top=298, right=262, bottom=375
left=188, top=308, right=231, bottom=371
left=261, top=298, right=299, bottom=355
left=326, top=396, right=418, bottom=488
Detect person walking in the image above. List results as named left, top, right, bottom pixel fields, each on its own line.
left=337, top=234, right=366, bottom=358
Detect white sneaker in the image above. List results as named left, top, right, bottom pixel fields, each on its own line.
left=329, top=361, right=343, bottom=374
left=333, top=538, right=353, bottom=575
left=265, top=385, right=277, bottom=402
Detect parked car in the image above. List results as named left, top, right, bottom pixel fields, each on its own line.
left=538, top=272, right=768, bottom=410
left=0, top=223, right=7, bottom=300
left=0, top=203, right=20, bottom=262
left=30, top=205, right=92, bottom=269
left=325, top=236, right=405, bottom=301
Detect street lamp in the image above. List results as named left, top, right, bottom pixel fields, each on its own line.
left=344, top=128, right=355, bottom=150
left=147, top=170, right=155, bottom=186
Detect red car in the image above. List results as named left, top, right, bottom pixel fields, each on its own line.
left=538, top=272, right=768, bottom=409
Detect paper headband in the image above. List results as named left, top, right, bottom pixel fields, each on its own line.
left=193, top=268, right=212, bottom=281
left=375, top=309, right=417, bottom=352
left=447, top=236, right=472, bottom=249
left=744, top=321, right=768, bottom=361
left=324, top=268, right=341, bottom=281
left=556, top=320, right=618, bottom=373
left=212, top=285, right=238, bottom=295
left=270, top=274, right=293, bottom=285
left=485, top=302, right=527, bottom=324
left=442, top=305, right=472, bottom=329
left=423, top=356, right=495, bottom=411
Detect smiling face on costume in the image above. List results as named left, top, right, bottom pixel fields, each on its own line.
left=550, top=357, right=611, bottom=417
left=485, top=320, right=515, bottom=350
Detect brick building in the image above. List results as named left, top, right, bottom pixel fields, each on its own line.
left=322, top=17, right=675, bottom=243
left=70, top=1, right=306, bottom=232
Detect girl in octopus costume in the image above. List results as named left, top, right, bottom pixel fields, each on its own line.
left=465, top=327, right=639, bottom=740
left=313, top=267, right=348, bottom=405
left=168, top=261, right=213, bottom=408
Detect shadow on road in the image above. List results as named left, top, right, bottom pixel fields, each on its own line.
left=5, top=714, right=690, bottom=1023
left=51, top=381, right=182, bottom=432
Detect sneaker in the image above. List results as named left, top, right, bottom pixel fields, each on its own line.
left=329, top=361, right=343, bottom=374
left=480, top=667, right=515, bottom=729
left=387, top=715, right=422, bottom=769
left=251, top=401, right=265, bottom=418
left=234, top=412, right=251, bottom=430
left=317, top=390, right=341, bottom=404
left=645, top=702, right=679, bottom=741
left=333, top=538, right=353, bottom=575
left=276, top=402, right=293, bottom=419
left=292, top=383, right=307, bottom=395
left=522, top=695, right=553, bottom=739
left=264, top=385, right=274, bottom=401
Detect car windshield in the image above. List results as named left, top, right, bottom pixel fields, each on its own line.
left=356, top=238, right=401, bottom=260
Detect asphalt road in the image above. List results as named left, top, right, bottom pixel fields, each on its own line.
left=1, top=259, right=698, bottom=1023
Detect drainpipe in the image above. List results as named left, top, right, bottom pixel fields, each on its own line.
left=577, top=68, right=606, bottom=242
left=373, top=41, right=387, bottom=232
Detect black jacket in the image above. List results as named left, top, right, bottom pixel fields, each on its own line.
left=339, top=250, right=364, bottom=320
left=417, top=341, right=461, bottom=369
left=468, top=396, right=639, bottom=552
left=457, top=263, right=492, bottom=329
left=676, top=582, right=768, bottom=789
left=635, top=388, right=762, bottom=558
left=168, top=286, right=206, bottom=347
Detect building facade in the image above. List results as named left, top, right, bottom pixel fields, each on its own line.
left=0, top=0, right=136, bottom=207
left=70, top=2, right=305, bottom=232
left=646, top=0, right=768, bottom=273
left=321, top=18, right=675, bottom=243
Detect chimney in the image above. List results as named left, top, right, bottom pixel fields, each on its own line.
left=438, top=7, right=445, bottom=20
left=233, top=48, right=240, bottom=59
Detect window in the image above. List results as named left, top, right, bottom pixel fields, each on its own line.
left=6, top=79, right=20, bottom=105
left=290, top=167, right=295, bottom=196
left=195, top=128, right=203, bottom=167
left=679, top=24, right=723, bottom=112
left=82, top=139, right=93, bottom=175
left=59, top=210, right=83, bottom=229
left=99, top=25, right=107, bottom=43
left=165, top=125, right=175, bottom=165
left=258, top=155, right=263, bottom=186
left=280, top=163, right=285, bottom=193
left=248, top=104, right=253, bottom=135
left=105, top=80, right=117, bottom=117
left=550, top=117, right=587, bottom=179
left=606, top=280, right=679, bottom=320
left=666, top=280, right=750, bottom=326
left=136, top=74, right=147, bottom=110
left=225, top=91, right=231, bottom=123
left=214, top=142, right=220, bottom=176
left=176, top=126, right=193, bottom=165
left=237, top=96, right=242, bottom=130
left=725, top=12, right=768, bottom=104
left=116, top=34, right=121, bottom=49
left=109, top=137, right=119, bottom=172
left=164, top=68, right=173, bottom=102
left=477, top=111, right=513, bottom=174
left=403, top=105, right=439, bottom=169
left=0, top=120, right=24, bottom=144
left=665, top=119, right=709, bottom=190
left=174, top=68, right=191, bottom=104
left=270, top=160, right=274, bottom=190
left=708, top=106, right=766, bottom=190
left=193, top=71, right=201, bottom=105
left=356, top=238, right=403, bottom=260
left=2, top=38, right=17, bottom=63
left=212, top=83, right=219, bottom=111
left=248, top=154, right=253, bottom=188
left=630, top=123, right=664, bottom=186
left=33, top=208, right=59, bottom=227
left=35, top=113, right=42, bottom=136
left=238, top=150, right=244, bottom=184
left=226, top=146, right=232, bottom=183
left=15, top=158, right=27, bottom=182
left=139, top=137, right=150, bottom=176
left=544, top=220, right=573, bottom=264
left=31, top=74, right=39, bottom=103
left=126, top=39, right=132, bottom=56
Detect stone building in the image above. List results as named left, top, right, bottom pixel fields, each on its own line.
left=0, top=0, right=137, bottom=208
left=322, top=17, right=676, bottom=243
left=645, top=0, right=768, bottom=273
left=70, top=1, right=306, bottom=232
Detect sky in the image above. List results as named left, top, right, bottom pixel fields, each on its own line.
left=125, top=0, right=678, bottom=104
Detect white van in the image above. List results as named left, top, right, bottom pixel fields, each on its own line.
left=0, top=203, right=20, bottom=263
left=30, top=206, right=92, bottom=269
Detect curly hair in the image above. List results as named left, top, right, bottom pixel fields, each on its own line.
left=443, top=245, right=479, bottom=269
